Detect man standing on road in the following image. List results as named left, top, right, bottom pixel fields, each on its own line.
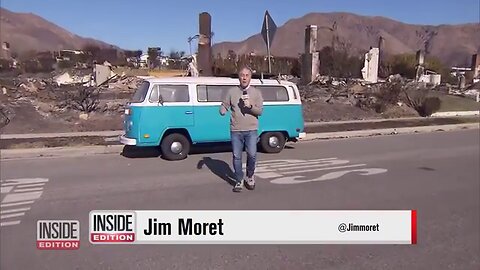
left=220, top=66, right=264, bottom=192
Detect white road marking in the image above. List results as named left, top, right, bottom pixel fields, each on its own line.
left=0, top=220, right=21, bottom=226
left=13, top=183, right=45, bottom=188
left=247, top=158, right=388, bottom=185
left=0, top=183, right=17, bottom=187
left=2, top=178, right=49, bottom=185
left=14, top=187, right=44, bottom=193
left=0, top=186, right=14, bottom=194
left=0, top=207, right=31, bottom=214
left=257, top=158, right=338, bottom=165
left=0, top=178, right=49, bottom=227
left=0, top=200, right=35, bottom=207
left=256, top=159, right=305, bottom=165
left=2, top=191, right=43, bottom=203
left=1, top=212, right=25, bottom=219
left=262, top=158, right=339, bottom=169
left=255, top=172, right=283, bottom=178
left=271, top=168, right=389, bottom=185
left=243, top=158, right=347, bottom=174
left=276, top=160, right=352, bottom=171
left=282, top=164, right=367, bottom=175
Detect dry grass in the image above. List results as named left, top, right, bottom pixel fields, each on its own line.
left=112, top=68, right=185, bottom=77
left=428, top=92, right=480, bottom=112
left=112, top=67, right=148, bottom=76
left=148, top=70, right=185, bottom=77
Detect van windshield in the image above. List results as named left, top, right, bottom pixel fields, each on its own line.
left=130, top=81, right=150, bottom=103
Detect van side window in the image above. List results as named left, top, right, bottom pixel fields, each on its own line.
left=149, top=84, right=189, bottom=103
left=256, top=86, right=289, bottom=102
left=132, top=81, right=150, bottom=103
left=197, top=85, right=230, bottom=102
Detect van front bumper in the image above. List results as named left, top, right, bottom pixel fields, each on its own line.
left=120, top=135, right=137, bottom=145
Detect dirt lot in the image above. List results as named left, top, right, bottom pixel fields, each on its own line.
left=0, top=100, right=124, bottom=134
left=0, top=69, right=133, bottom=134
left=0, top=70, right=478, bottom=135
left=1, top=97, right=418, bottom=134
left=302, top=101, right=419, bottom=122
left=0, top=98, right=429, bottom=134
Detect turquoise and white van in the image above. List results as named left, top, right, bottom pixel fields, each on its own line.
left=120, top=76, right=306, bottom=160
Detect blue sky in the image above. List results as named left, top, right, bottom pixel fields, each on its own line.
left=2, top=0, right=479, bottom=53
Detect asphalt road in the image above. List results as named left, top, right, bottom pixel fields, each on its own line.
left=1, top=129, right=479, bottom=270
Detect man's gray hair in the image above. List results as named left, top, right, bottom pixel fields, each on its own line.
left=238, top=65, right=253, bottom=75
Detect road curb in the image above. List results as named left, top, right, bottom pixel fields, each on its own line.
left=1, top=145, right=124, bottom=160
left=1, top=123, right=478, bottom=160
left=299, top=123, right=479, bottom=141
left=431, top=111, right=479, bottom=117
left=1, top=115, right=478, bottom=140
left=0, top=130, right=124, bottom=140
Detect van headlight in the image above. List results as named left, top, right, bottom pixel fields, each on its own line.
left=124, top=108, right=131, bottom=115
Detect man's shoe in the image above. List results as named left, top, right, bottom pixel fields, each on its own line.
left=244, top=176, right=255, bottom=190
left=233, top=181, right=243, bottom=192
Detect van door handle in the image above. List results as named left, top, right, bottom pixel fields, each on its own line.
left=185, top=111, right=193, bottom=115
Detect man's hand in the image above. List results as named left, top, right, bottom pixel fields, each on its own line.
left=219, top=104, right=227, bottom=116
left=243, top=97, right=252, bottom=108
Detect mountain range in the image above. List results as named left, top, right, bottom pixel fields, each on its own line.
left=1, top=8, right=479, bottom=66
left=212, top=12, right=480, bottom=66
left=0, top=8, right=113, bottom=56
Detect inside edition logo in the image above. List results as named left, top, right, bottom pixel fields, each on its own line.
left=90, top=211, right=136, bottom=243
left=37, top=220, right=80, bottom=250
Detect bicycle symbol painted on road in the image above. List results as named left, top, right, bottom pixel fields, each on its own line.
left=246, top=158, right=387, bottom=185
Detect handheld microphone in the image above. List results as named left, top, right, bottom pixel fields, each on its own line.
left=242, top=90, right=248, bottom=100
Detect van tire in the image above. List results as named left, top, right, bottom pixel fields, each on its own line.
left=160, top=133, right=190, bottom=160
left=260, top=132, right=286, bottom=153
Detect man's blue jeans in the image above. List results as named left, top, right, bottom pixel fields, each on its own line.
left=231, top=130, right=258, bottom=183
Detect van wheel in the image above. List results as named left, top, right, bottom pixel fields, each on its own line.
left=160, top=133, right=190, bottom=160
left=260, top=132, right=286, bottom=153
